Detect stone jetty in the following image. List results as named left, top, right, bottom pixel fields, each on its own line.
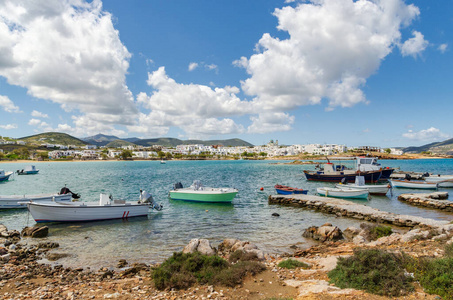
left=268, top=194, right=450, bottom=228
left=398, top=192, right=453, bottom=211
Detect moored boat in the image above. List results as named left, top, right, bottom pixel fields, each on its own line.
left=389, top=179, right=438, bottom=190
left=335, top=176, right=390, bottom=195
left=17, top=165, right=39, bottom=175
left=424, top=175, right=453, bottom=188
left=23, top=192, right=160, bottom=223
left=0, top=187, right=79, bottom=209
left=303, top=157, right=393, bottom=183
left=169, top=181, right=238, bottom=203
left=317, top=187, right=369, bottom=199
left=0, top=170, right=13, bottom=182
left=275, top=184, right=308, bottom=195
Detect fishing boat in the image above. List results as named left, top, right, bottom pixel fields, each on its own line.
left=303, top=157, right=393, bottom=183
left=0, top=170, right=13, bottom=182
left=335, top=176, right=390, bottom=195
left=0, top=186, right=79, bottom=209
left=0, top=193, right=72, bottom=209
left=160, top=160, right=166, bottom=164
left=16, top=165, right=39, bottom=175
left=22, top=192, right=161, bottom=223
left=317, top=187, right=369, bottom=199
left=274, top=184, right=308, bottom=195
left=389, top=179, right=438, bottom=190
left=169, top=181, right=238, bottom=203
left=424, top=175, right=453, bottom=188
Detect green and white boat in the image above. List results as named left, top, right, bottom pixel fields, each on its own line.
left=169, top=181, right=238, bottom=203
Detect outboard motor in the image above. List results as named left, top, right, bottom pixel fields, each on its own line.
left=405, top=174, right=412, bottom=181
left=140, top=190, right=163, bottom=211
left=340, top=177, right=348, bottom=185
left=60, top=186, right=81, bottom=199
left=174, top=182, right=183, bottom=190
left=422, top=172, right=430, bottom=178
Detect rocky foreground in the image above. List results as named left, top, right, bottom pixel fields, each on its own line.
left=2, top=216, right=453, bottom=299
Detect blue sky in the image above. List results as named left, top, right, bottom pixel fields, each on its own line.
left=0, top=0, right=452, bottom=147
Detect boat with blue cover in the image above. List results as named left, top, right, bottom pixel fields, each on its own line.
left=275, top=184, right=308, bottom=195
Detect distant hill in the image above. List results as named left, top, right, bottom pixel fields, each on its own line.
left=135, top=137, right=253, bottom=147
left=105, top=139, right=135, bottom=148
left=20, top=132, right=87, bottom=146
left=403, top=138, right=453, bottom=155
left=82, top=134, right=120, bottom=146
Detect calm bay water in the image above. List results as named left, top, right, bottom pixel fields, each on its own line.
left=0, top=159, right=452, bottom=269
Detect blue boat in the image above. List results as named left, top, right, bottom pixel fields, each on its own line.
left=17, top=165, right=39, bottom=175
left=275, top=185, right=308, bottom=195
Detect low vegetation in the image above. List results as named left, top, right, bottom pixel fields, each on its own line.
left=328, top=248, right=413, bottom=297
left=277, top=259, right=309, bottom=269
left=360, top=223, right=393, bottom=241
left=152, top=251, right=266, bottom=290
left=404, top=243, right=453, bottom=300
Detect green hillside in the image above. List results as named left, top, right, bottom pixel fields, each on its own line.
left=135, top=137, right=253, bottom=147
left=20, top=132, right=87, bottom=146
left=403, top=138, right=453, bottom=154
left=105, top=139, right=135, bottom=148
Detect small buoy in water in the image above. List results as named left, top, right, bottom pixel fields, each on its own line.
left=260, top=187, right=264, bottom=191
left=272, top=212, right=280, bottom=217
left=205, top=210, right=209, bottom=212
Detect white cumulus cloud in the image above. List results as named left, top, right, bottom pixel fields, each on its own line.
left=188, top=62, right=199, bottom=71
left=31, top=110, right=49, bottom=118
left=0, top=124, right=17, bottom=130
left=0, top=95, right=21, bottom=113
left=438, top=43, right=448, bottom=53
left=236, top=0, right=422, bottom=111
left=400, top=31, right=429, bottom=57
left=248, top=112, right=295, bottom=134
left=0, top=0, right=137, bottom=133
left=403, top=127, right=449, bottom=141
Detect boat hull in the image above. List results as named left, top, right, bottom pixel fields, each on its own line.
left=169, top=189, right=238, bottom=203
left=18, top=171, right=39, bottom=175
left=275, top=188, right=308, bottom=195
left=335, top=183, right=390, bottom=195
left=26, top=202, right=150, bottom=222
left=317, top=187, right=369, bottom=199
left=424, top=177, right=453, bottom=188
left=389, top=180, right=438, bottom=190
left=0, top=173, right=13, bottom=182
left=0, top=193, right=72, bottom=209
left=304, top=170, right=384, bottom=183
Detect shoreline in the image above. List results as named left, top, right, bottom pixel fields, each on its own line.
left=0, top=154, right=451, bottom=164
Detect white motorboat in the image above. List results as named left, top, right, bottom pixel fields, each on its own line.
left=424, top=175, right=453, bottom=188
left=0, top=170, right=13, bottom=182
left=169, top=181, right=238, bottom=203
left=389, top=179, right=438, bottom=190
left=23, top=193, right=159, bottom=223
left=317, top=187, right=369, bottom=199
left=0, top=193, right=73, bottom=209
left=335, top=176, right=390, bottom=195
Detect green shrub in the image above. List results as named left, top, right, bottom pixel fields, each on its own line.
left=152, top=252, right=265, bottom=290
left=360, top=224, right=393, bottom=241
left=406, top=255, right=453, bottom=300
left=277, top=259, right=309, bottom=269
left=328, top=248, right=413, bottom=297
left=228, top=250, right=258, bottom=263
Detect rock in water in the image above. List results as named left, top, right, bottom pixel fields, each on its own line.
left=21, top=226, right=49, bottom=238
left=272, top=213, right=280, bottom=217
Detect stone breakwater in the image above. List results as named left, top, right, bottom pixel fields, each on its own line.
left=398, top=192, right=453, bottom=211
left=268, top=194, right=450, bottom=228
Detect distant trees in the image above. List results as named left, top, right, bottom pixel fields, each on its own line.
left=119, top=149, right=133, bottom=160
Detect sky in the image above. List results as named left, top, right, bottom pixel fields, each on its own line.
left=0, top=0, right=452, bottom=147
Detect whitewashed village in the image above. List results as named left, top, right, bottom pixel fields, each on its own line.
left=0, top=136, right=404, bottom=160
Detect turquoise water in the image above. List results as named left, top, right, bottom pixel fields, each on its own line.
left=0, top=159, right=452, bottom=269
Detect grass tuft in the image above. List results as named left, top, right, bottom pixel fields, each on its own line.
left=277, top=259, right=309, bottom=269
left=360, top=224, right=393, bottom=241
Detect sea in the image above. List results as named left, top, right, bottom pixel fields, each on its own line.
left=0, top=159, right=452, bottom=269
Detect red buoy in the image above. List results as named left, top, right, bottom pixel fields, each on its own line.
left=260, top=187, right=264, bottom=191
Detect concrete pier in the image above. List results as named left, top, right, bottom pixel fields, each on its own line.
left=398, top=192, right=452, bottom=211
left=268, top=194, right=450, bottom=228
